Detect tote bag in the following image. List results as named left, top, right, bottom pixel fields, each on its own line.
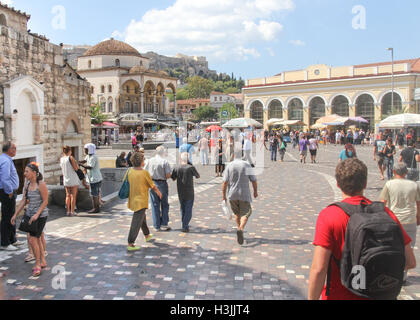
left=118, top=169, right=131, bottom=200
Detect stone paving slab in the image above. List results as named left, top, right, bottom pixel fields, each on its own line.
left=1, top=145, right=420, bottom=300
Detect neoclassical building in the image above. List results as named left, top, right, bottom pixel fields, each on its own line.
left=243, top=59, right=420, bottom=131
left=0, top=3, right=91, bottom=188
left=77, top=39, right=178, bottom=120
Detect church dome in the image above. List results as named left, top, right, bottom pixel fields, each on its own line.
left=83, top=38, right=142, bottom=57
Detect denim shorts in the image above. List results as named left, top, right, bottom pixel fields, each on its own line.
left=90, top=181, right=102, bottom=197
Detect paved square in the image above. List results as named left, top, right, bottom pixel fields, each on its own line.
left=1, top=144, right=420, bottom=300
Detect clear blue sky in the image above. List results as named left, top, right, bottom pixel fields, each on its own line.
left=5, top=0, right=420, bottom=80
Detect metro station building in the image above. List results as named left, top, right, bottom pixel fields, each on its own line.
left=243, top=58, right=420, bottom=131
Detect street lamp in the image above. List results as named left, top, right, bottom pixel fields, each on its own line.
left=387, top=48, right=394, bottom=113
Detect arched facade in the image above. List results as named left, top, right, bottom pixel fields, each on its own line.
left=380, top=91, right=403, bottom=118
left=288, top=98, right=304, bottom=121
left=331, top=95, right=350, bottom=117
left=250, top=101, right=264, bottom=125
left=308, top=96, right=326, bottom=125
left=144, top=81, right=156, bottom=114
left=268, top=99, right=283, bottom=119
left=120, top=79, right=141, bottom=114
left=355, top=94, right=375, bottom=129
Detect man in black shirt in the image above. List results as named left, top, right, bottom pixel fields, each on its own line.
left=396, top=129, right=405, bottom=150
left=400, top=139, right=420, bottom=181
left=171, top=153, right=200, bottom=233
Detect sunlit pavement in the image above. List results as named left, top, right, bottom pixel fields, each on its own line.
left=1, top=144, right=420, bottom=300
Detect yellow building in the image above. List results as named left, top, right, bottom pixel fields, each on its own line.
left=244, top=58, right=420, bottom=131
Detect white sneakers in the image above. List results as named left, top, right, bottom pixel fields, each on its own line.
left=0, top=241, right=25, bottom=251
left=0, top=244, right=19, bottom=251
left=12, top=241, right=25, bottom=247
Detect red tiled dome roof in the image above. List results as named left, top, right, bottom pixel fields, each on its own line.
left=83, top=39, right=142, bottom=57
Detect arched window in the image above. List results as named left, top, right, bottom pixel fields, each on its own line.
left=101, top=85, right=105, bottom=94
left=108, top=98, right=113, bottom=113
left=88, top=60, right=92, bottom=69
left=250, top=101, right=264, bottom=125
left=331, top=95, right=350, bottom=117
left=0, top=14, right=7, bottom=26
left=381, top=92, right=402, bottom=118
left=268, top=100, right=283, bottom=119
left=288, top=98, right=304, bottom=121
left=309, top=97, right=326, bottom=126
left=115, top=59, right=120, bottom=67
left=356, top=94, right=375, bottom=130
left=125, top=102, right=131, bottom=113
left=91, top=86, right=94, bottom=94
left=108, top=85, right=112, bottom=93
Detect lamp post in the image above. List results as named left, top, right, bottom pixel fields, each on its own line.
left=387, top=48, right=394, bottom=113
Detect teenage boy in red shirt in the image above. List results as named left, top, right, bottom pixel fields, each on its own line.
left=308, top=158, right=416, bottom=300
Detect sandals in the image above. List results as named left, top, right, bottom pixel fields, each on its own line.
left=25, top=254, right=35, bottom=263
left=32, top=267, right=41, bottom=277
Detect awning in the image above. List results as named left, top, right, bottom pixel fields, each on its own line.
left=379, top=113, right=420, bottom=129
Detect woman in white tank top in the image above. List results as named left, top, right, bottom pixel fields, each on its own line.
left=60, top=146, right=80, bottom=216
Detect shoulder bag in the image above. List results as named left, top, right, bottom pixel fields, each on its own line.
left=18, top=183, right=39, bottom=234
left=118, top=169, right=131, bottom=200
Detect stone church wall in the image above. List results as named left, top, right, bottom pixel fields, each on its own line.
left=0, top=16, right=91, bottom=185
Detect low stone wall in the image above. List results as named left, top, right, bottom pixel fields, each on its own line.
left=48, top=168, right=128, bottom=210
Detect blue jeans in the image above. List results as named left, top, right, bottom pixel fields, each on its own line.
left=180, top=199, right=194, bottom=230
left=149, top=181, right=170, bottom=229
left=271, top=147, right=277, bottom=161
left=385, top=158, right=394, bottom=180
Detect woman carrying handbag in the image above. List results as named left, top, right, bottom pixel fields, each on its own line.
left=11, top=163, right=49, bottom=277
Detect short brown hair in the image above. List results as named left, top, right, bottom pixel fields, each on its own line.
left=335, top=159, right=368, bottom=196
left=131, top=152, right=145, bottom=168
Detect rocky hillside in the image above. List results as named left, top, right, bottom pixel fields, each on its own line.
left=63, top=45, right=217, bottom=79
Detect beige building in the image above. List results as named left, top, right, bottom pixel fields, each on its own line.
left=244, top=59, right=420, bottom=131
left=0, top=3, right=91, bottom=188
left=77, top=39, right=178, bottom=120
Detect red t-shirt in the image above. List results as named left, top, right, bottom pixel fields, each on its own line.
left=313, top=196, right=412, bottom=300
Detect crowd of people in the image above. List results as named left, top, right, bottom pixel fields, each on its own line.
left=1, top=122, right=420, bottom=300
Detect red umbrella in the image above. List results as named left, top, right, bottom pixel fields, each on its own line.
left=206, top=125, right=222, bottom=132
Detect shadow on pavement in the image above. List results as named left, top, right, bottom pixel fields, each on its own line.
left=2, top=232, right=307, bottom=300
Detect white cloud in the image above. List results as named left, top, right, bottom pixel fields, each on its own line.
left=113, top=0, right=295, bottom=62
left=289, top=40, right=306, bottom=46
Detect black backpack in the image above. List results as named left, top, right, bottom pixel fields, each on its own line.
left=326, top=200, right=406, bottom=300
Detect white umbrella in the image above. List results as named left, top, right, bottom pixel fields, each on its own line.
left=267, top=118, right=284, bottom=126
left=379, top=113, right=420, bottom=129
left=222, top=118, right=263, bottom=129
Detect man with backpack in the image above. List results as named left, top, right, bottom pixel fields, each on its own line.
left=308, top=158, right=416, bottom=300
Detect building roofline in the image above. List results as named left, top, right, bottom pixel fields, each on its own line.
left=0, top=3, right=30, bottom=19
left=243, top=72, right=420, bottom=90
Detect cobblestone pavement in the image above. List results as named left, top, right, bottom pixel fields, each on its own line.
left=1, top=144, right=420, bottom=300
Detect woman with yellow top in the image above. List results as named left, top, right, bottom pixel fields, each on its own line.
left=127, top=152, right=162, bottom=252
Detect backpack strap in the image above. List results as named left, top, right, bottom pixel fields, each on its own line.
left=325, top=202, right=360, bottom=297
left=328, top=202, right=360, bottom=217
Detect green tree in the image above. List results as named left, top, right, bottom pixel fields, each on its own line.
left=90, top=103, right=108, bottom=125
left=185, top=76, right=214, bottom=99
left=220, top=102, right=239, bottom=120
left=192, top=105, right=218, bottom=122
left=176, top=88, right=189, bottom=100
left=224, top=87, right=240, bottom=94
